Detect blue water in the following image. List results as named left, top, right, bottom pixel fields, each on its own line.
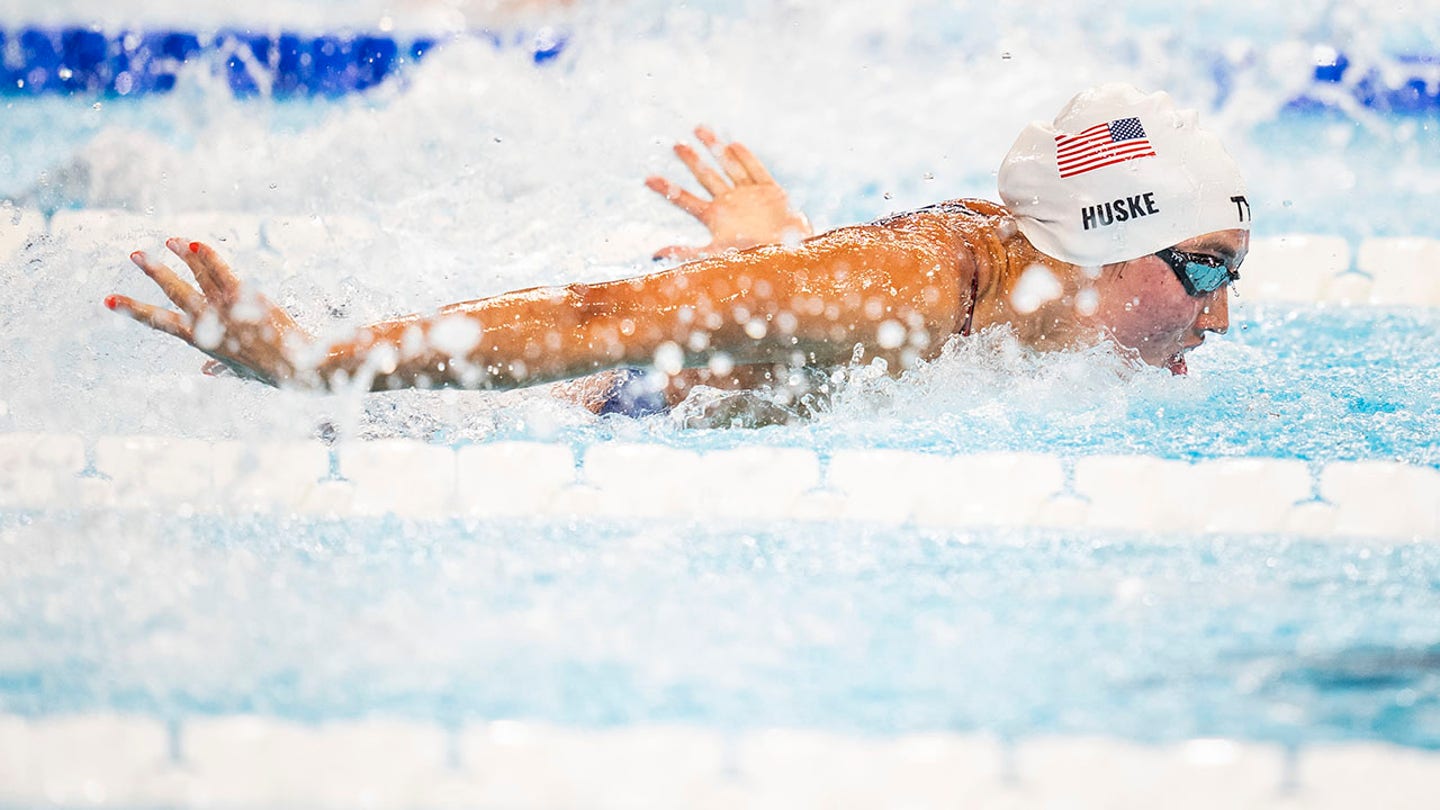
left=3, top=510, right=1438, bottom=749
left=3, top=1, right=1440, bottom=756
left=457, top=307, right=1440, bottom=470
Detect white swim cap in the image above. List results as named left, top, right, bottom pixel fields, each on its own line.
left=997, top=83, right=1250, bottom=267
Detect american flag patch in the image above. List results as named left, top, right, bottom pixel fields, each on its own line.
left=1055, top=117, right=1157, bottom=178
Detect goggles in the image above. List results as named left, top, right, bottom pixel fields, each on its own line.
left=1153, top=247, right=1239, bottom=296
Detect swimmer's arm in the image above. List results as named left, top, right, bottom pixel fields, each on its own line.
left=108, top=225, right=972, bottom=393
left=646, top=126, right=812, bottom=261
left=321, top=224, right=970, bottom=391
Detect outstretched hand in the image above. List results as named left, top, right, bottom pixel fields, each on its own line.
left=105, top=238, right=310, bottom=387
left=646, top=126, right=812, bottom=261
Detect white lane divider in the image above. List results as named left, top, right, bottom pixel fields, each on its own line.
left=1357, top=238, right=1440, bottom=306
left=3, top=713, right=1439, bottom=809
left=1013, top=736, right=1290, bottom=810
left=1245, top=234, right=1353, bottom=303
left=1321, top=461, right=1440, bottom=539
left=2, top=434, right=1438, bottom=540
left=457, top=442, right=577, bottom=517
left=182, top=716, right=451, bottom=808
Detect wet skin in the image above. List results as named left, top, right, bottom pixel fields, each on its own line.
left=106, top=204, right=1245, bottom=393
left=1022, top=227, right=1248, bottom=374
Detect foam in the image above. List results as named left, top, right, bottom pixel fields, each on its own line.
left=0, top=205, right=44, bottom=261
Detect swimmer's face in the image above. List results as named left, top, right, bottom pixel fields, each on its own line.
left=1090, top=228, right=1248, bottom=372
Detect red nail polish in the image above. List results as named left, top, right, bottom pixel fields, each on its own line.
left=189, top=242, right=201, bottom=254
left=104, top=295, right=119, bottom=310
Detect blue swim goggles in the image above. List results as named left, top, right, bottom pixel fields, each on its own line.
left=1154, top=247, right=1240, bottom=296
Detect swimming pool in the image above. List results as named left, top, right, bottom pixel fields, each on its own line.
left=3, top=1, right=1440, bottom=806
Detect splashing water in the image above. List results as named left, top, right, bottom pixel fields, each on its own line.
left=0, top=0, right=1438, bottom=458
left=4, top=0, right=1440, bottom=754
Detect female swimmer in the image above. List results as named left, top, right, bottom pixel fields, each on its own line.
left=104, top=84, right=1250, bottom=412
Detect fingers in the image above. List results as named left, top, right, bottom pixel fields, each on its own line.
left=167, top=238, right=240, bottom=306
left=672, top=143, right=729, bottom=197
left=726, top=140, right=775, bottom=186
left=695, top=126, right=753, bottom=185
left=645, top=176, right=707, bottom=218
left=105, top=294, right=193, bottom=341
left=130, top=250, right=205, bottom=315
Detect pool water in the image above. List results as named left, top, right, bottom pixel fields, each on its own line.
left=4, top=510, right=1439, bottom=749
left=2, top=0, right=1440, bottom=765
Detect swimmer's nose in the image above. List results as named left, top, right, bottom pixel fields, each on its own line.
left=1195, top=287, right=1230, bottom=335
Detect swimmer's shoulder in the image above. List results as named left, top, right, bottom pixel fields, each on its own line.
left=869, top=197, right=1011, bottom=228
left=785, top=197, right=1016, bottom=264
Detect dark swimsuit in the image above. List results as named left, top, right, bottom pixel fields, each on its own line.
left=960, top=268, right=980, bottom=337
left=601, top=202, right=985, bottom=416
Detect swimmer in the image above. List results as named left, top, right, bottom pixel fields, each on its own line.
left=105, top=84, right=1250, bottom=415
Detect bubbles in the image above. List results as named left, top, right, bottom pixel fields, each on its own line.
left=192, top=310, right=224, bottom=349
left=707, top=352, right=735, bottom=376
left=876, top=319, right=907, bottom=349
left=653, top=340, right=684, bottom=375
left=427, top=314, right=482, bottom=358
left=1010, top=263, right=1064, bottom=315
left=1, top=0, right=1438, bottom=452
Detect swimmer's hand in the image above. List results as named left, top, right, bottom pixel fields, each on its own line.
left=105, top=239, right=311, bottom=387
left=646, top=126, right=812, bottom=261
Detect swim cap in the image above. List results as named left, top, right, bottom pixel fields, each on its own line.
left=997, top=84, right=1250, bottom=267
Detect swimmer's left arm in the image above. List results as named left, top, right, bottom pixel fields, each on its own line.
left=646, top=126, right=812, bottom=261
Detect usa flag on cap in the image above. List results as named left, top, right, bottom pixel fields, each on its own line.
left=1055, top=117, right=1156, bottom=178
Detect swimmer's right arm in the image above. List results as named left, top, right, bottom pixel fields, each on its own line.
left=107, top=220, right=973, bottom=393
left=646, top=126, right=812, bottom=260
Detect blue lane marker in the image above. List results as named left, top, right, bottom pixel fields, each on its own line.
left=1288, top=52, right=1440, bottom=114
left=0, top=26, right=568, bottom=98
left=0, top=26, right=1433, bottom=111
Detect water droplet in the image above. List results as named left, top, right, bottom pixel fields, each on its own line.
left=876, top=320, right=906, bottom=349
